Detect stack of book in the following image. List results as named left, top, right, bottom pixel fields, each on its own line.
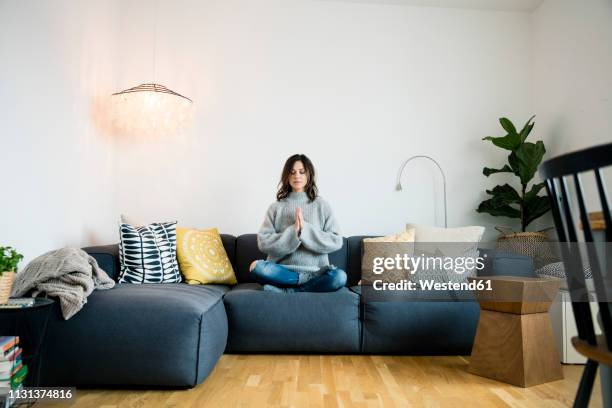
left=0, top=298, right=35, bottom=309
left=0, top=337, right=27, bottom=407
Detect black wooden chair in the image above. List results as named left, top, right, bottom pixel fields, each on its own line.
left=540, top=142, right=612, bottom=408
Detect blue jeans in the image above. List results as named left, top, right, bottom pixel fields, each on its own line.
left=251, top=261, right=347, bottom=292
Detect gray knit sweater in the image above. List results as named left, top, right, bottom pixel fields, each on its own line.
left=257, top=192, right=343, bottom=283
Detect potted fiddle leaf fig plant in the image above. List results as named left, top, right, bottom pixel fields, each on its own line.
left=0, top=247, right=23, bottom=304
left=476, top=116, right=553, bottom=260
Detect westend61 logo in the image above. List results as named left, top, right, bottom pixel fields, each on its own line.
left=370, top=277, right=493, bottom=291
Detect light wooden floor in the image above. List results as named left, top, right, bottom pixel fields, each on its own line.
left=40, top=355, right=602, bottom=408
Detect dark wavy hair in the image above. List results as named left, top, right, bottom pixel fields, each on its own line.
left=276, top=154, right=318, bottom=202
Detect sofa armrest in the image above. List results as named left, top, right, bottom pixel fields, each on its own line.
left=83, top=244, right=120, bottom=282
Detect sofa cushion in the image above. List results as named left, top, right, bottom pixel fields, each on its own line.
left=351, top=285, right=480, bottom=354
left=83, top=233, right=236, bottom=282
left=477, top=249, right=535, bottom=278
left=83, top=245, right=121, bottom=281
left=118, top=222, right=182, bottom=283
left=234, top=235, right=266, bottom=283
left=41, top=284, right=230, bottom=387
left=234, top=234, right=349, bottom=284
left=223, top=283, right=360, bottom=352
left=406, top=223, right=485, bottom=243
left=361, top=240, right=414, bottom=285
left=220, top=234, right=237, bottom=271
left=176, top=227, right=237, bottom=285
left=347, top=236, right=377, bottom=286
left=406, top=224, right=485, bottom=283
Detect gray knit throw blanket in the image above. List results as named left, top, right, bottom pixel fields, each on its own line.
left=11, top=248, right=115, bottom=319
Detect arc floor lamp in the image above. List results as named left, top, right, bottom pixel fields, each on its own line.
left=395, top=155, right=448, bottom=228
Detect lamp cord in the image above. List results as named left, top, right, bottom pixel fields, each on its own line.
left=152, top=0, right=159, bottom=83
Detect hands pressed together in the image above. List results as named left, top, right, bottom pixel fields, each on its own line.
left=294, top=207, right=304, bottom=236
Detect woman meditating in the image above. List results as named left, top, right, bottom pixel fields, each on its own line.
left=249, top=154, right=347, bottom=293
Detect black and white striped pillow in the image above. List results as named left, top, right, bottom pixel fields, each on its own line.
left=118, top=222, right=182, bottom=284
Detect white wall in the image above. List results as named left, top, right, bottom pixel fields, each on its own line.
left=112, top=0, right=533, bottom=242
left=12, top=0, right=597, bottom=265
left=0, top=1, right=120, bottom=264
left=533, top=0, right=612, bottom=156
left=533, top=0, right=612, bottom=215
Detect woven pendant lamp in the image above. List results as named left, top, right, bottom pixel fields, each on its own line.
left=112, top=83, right=192, bottom=103
left=110, top=82, right=194, bottom=138
left=111, top=2, right=193, bottom=138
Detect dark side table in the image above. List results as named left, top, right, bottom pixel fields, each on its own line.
left=0, top=298, right=54, bottom=387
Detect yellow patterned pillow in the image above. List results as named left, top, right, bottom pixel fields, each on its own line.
left=176, top=227, right=237, bottom=285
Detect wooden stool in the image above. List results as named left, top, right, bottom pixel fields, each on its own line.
left=467, top=276, right=564, bottom=387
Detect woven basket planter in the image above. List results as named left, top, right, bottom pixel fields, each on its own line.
left=497, top=231, right=548, bottom=257
left=0, top=271, right=15, bottom=304
left=496, top=228, right=558, bottom=269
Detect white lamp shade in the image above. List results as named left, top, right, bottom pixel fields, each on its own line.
left=110, top=83, right=194, bottom=139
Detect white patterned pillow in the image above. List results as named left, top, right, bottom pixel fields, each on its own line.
left=118, top=222, right=182, bottom=284
left=535, top=261, right=593, bottom=279
left=405, top=223, right=485, bottom=284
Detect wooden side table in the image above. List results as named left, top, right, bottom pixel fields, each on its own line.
left=467, top=276, right=564, bottom=387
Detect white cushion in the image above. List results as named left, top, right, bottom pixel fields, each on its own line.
left=363, top=228, right=415, bottom=243
left=406, top=223, right=485, bottom=243
left=405, top=223, right=485, bottom=284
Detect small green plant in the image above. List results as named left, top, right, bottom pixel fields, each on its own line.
left=0, top=247, right=24, bottom=274
left=476, top=116, right=551, bottom=232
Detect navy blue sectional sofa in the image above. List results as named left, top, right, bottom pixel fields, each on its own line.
left=39, top=234, right=529, bottom=388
